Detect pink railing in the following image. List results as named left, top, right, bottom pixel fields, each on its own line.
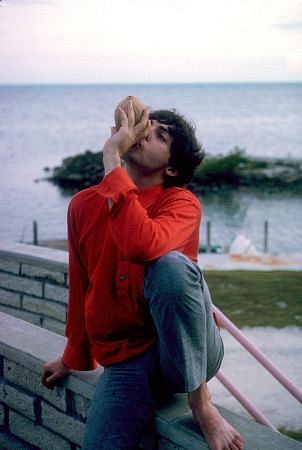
left=213, top=305, right=302, bottom=432
left=216, top=370, right=278, bottom=432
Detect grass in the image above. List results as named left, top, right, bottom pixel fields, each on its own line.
left=203, top=270, right=302, bottom=328
left=278, top=428, right=302, bottom=443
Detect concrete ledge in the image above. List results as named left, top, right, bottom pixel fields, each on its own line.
left=156, top=395, right=302, bottom=450
left=0, top=241, right=68, bottom=272
left=1, top=313, right=302, bottom=449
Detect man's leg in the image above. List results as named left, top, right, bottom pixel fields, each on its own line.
left=82, top=350, right=157, bottom=450
left=143, top=251, right=244, bottom=450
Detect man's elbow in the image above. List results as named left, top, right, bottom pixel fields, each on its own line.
left=125, top=244, right=166, bottom=264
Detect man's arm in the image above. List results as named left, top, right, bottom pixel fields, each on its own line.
left=61, top=199, right=98, bottom=370
left=41, top=198, right=97, bottom=389
left=97, top=168, right=201, bottom=262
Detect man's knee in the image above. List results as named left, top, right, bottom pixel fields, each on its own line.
left=144, top=251, right=201, bottom=299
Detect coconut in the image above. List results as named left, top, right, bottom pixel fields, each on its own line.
left=114, top=96, right=146, bottom=129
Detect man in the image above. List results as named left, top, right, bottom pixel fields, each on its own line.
left=41, top=101, right=244, bottom=450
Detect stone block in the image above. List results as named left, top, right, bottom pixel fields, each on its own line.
left=0, top=272, right=42, bottom=297
left=43, top=317, right=66, bottom=335
left=44, top=283, right=68, bottom=304
left=4, top=359, right=66, bottom=412
left=9, top=410, right=71, bottom=450
left=0, top=304, right=42, bottom=327
left=0, top=431, right=33, bottom=450
left=73, top=392, right=91, bottom=420
left=0, top=401, right=5, bottom=426
left=41, top=402, right=85, bottom=445
left=0, top=381, right=36, bottom=420
left=21, top=263, right=65, bottom=284
left=0, top=288, right=21, bottom=308
left=0, top=258, right=20, bottom=275
left=158, top=436, right=184, bottom=449
left=23, top=295, right=66, bottom=322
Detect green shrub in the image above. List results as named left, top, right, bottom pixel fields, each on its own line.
left=194, top=147, right=249, bottom=187
left=49, top=150, right=104, bottom=191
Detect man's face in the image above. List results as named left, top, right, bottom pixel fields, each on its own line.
left=123, top=120, right=173, bottom=174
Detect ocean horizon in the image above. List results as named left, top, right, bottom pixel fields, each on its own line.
left=1, top=80, right=301, bottom=85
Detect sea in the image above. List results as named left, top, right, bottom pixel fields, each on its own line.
left=0, top=83, right=301, bottom=254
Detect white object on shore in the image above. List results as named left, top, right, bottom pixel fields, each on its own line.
left=229, top=233, right=259, bottom=256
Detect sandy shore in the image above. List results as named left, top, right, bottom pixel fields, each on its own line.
left=37, top=239, right=302, bottom=271
left=38, top=239, right=68, bottom=251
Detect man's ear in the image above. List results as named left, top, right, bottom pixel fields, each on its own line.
left=164, top=167, right=178, bottom=177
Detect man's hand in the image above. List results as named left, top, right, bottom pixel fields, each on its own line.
left=103, top=100, right=150, bottom=174
left=41, top=357, right=73, bottom=390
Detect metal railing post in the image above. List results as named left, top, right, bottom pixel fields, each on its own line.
left=206, top=220, right=211, bottom=253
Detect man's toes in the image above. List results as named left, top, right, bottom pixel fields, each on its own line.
left=234, top=433, right=243, bottom=442
left=234, top=435, right=244, bottom=447
left=228, top=442, right=242, bottom=450
left=233, top=436, right=244, bottom=449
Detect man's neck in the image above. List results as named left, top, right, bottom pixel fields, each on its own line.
left=125, top=164, right=165, bottom=190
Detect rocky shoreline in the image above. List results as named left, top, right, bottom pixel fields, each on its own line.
left=45, top=148, right=302, bottom=195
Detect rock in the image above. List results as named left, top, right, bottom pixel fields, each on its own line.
left=47, top=150, right=104, bottom=192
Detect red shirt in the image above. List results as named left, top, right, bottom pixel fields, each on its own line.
left=62, top=168, right=202, bottom=370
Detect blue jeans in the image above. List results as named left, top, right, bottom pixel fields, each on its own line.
left=82, top=252, right=224, bottom=449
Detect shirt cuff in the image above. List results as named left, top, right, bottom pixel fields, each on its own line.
left=62, top=341, right=99, bottom=371
left=96, top=167, right=137, bottom=204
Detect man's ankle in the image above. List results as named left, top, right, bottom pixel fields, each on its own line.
left=188, top=381, right=212, bottom=408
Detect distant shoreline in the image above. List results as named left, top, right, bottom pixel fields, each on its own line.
left=45, top=148, right=302, bottom=195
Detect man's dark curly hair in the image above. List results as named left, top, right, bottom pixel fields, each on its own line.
left=149, top=109, right=205, bottom=188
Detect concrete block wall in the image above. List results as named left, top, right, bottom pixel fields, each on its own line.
left=0, top=241, right=69, bottom=336
left=0, top=312, right=100, bottom=449
left=1, top=313, right=302, bottom=450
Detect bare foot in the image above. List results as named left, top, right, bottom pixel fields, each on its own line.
left=188, top=382, right=244, bottom=450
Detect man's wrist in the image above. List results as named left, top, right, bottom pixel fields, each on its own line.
left=102, top=149, right=122, bottom=175
left=60, top=357, right=73, bottom=372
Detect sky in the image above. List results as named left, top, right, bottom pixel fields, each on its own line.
left=0, top=0, right=301, bottom=84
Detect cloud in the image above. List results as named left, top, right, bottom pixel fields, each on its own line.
left=1, top=0, right=302, bottom=83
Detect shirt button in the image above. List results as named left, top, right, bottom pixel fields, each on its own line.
left=119, top=275, right=126, bottom=281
